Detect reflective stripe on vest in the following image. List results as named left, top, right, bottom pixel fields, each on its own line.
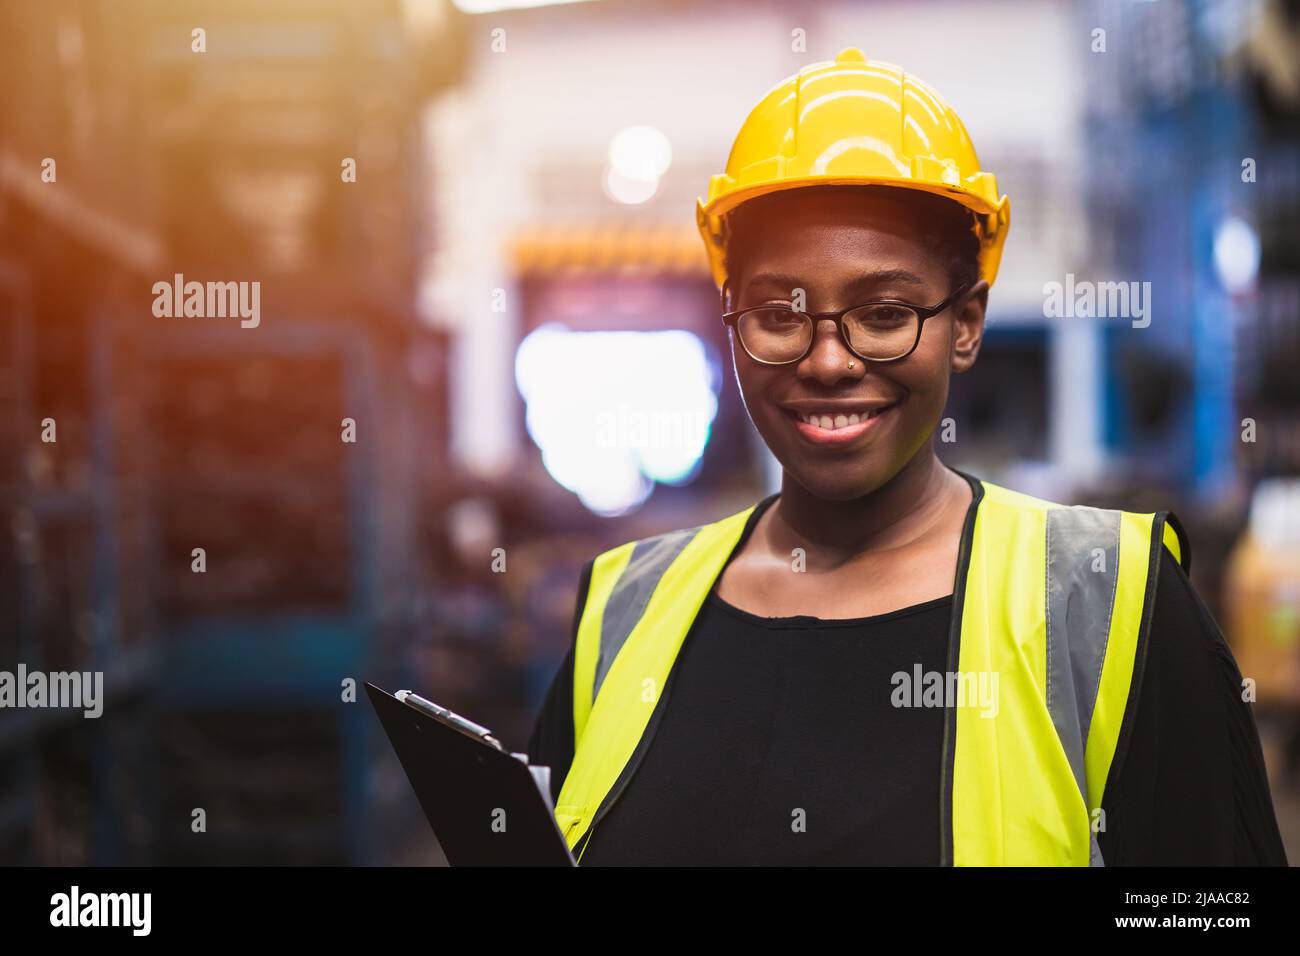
left=555, top=478, right=1185, bottom=865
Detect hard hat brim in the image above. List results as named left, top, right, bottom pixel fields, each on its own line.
left=699, top=175, right=1004, bottom=221
left=696, top=177, right=1010, bottom=290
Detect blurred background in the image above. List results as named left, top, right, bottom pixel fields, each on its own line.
left=1, top=0, right=1298, bottom=865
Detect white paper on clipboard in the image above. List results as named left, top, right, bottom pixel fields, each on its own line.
left=511, top=752, right=555, bottom=811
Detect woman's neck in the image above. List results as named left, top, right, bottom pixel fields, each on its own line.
left=764, top=450, right=969, bottom=565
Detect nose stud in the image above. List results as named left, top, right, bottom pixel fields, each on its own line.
left=847, top=360, right=855, bottom=369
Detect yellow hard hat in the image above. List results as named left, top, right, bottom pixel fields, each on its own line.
left=697, top=47, right=1011, bottom=289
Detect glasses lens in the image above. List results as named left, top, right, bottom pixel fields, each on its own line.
left=737, top=307, right=811, bottom=363
left=843, top=304, right=920, bottom=361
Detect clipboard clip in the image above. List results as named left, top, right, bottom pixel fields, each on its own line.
left=395, top=689, right=507, bottom=752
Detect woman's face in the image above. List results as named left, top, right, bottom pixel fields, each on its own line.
left=725, top=188, right=987, bottom=502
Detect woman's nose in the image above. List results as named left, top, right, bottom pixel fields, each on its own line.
left=797, top=318, right=865, bottom=385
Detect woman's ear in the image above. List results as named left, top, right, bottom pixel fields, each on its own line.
left=951, top=280, right=988, bottom=374
left=721, top=278, right=734, bottom=313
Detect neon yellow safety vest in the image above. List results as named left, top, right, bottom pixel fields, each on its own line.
left=553, top=476, right=1189, bottom=866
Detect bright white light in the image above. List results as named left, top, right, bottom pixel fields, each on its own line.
left=608, top=126, right=673, bottom=182
left=515, top=325, right=718, bottom=516
left=602, top=165, right=659, bottom=205
left=603, top=126, right=671, bottom=205
left=451, top=0, right=595, bottom=14
left=1213, top=215, right=1260, bottom=294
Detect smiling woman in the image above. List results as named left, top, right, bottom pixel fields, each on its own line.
left=526, top=48, right=1288, bottom=867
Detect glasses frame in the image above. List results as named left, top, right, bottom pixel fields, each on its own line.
left=721, top=281, right=973, bottom=366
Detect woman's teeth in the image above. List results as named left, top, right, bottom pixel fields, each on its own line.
left=796, top=408, right=885, bottom=430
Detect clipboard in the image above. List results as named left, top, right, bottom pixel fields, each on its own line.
left=365, top=682, right=576, bottom=866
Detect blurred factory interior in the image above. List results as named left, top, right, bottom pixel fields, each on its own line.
left=1, top=0, right=1299, bottom=865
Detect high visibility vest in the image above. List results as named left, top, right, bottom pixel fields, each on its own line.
left=553, top=476, right=1188, bottom=866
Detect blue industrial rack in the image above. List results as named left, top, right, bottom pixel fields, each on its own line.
left=143, top=317, right=425, bottom=865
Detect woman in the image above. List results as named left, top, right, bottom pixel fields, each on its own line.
left=527, top=49, right=1287, bottom=866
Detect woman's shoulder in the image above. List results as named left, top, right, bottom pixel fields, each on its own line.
left=590, top=493, right=778, bottom=563
left=972, top=475, right=1191, bottom=571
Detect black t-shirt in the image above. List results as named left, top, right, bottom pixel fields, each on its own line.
left=526, top=510, right=1289, bottom=866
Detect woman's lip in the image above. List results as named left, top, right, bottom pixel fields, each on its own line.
left=783, top=405, right=897, bottom=445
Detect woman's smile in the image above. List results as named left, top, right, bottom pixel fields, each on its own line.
left=779, top=400, right=900, bottom=447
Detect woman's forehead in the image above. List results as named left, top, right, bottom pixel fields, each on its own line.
left=729, top=188, right=939, bottom=246
left=728, top=197, right=947, bottom=292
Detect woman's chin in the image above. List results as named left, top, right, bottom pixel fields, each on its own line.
left=779, top=462, right=898, bottom=502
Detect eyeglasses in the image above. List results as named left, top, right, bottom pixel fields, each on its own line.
left=721, top=282, right=972, bottom=365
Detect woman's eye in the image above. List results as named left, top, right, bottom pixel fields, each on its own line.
left=863, top=306, right=911, bottom=325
